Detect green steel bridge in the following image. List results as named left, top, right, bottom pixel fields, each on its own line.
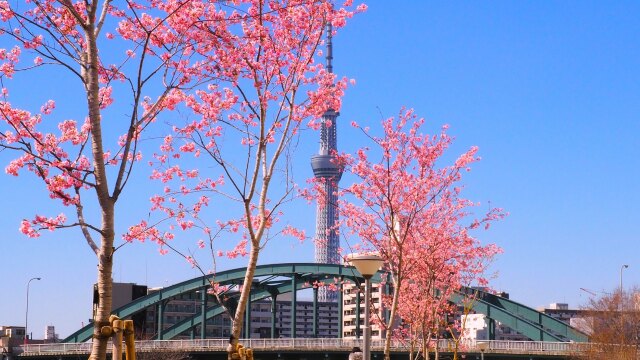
left=61, top=263, right=588, bottom=344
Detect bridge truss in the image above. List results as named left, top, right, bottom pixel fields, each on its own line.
left=63, top=263, right=588, bottom=343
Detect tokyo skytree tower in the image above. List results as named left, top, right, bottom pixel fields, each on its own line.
left=310, top=23, right=343, bottom=302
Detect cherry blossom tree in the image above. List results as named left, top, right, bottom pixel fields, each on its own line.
left=332, top=108, right=504, bottom=360
left=391, top=214, right=501, bottom=360
left=392, top=238, right=494, bottom=359
left=0, top=0, right=354, bottom=358
left=122, top=0, right=362, bottom=347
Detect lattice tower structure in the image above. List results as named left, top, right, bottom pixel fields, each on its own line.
left=310, top=22, right=343, bottom=302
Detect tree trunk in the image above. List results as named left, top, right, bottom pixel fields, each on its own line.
left=84, top=16, right=115, bottom=360
left=422, top=328, right=430, bottom=360
left=89, top=211, right=115, bottom=360
left=384, top=271, right=402, bottom=360
left=229, top=242, right=260, bottom=351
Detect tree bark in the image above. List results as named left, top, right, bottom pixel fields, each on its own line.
left=229, top=242, right=260, bottom=348
left=89, top=216, right=115, bottom=360
left=83, top=14, right=115, bottom=360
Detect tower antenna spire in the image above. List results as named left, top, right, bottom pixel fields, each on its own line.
left=310, top=14, right=343, bottom=303
left=326, top=21, right=333, bottom=74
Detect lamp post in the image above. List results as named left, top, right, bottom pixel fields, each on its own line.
left=25, top=277, right=41, bottom=345
left=347, top=253, right=384, bottom=360
left=620, top=265, right=629, bottom=313
left=620, top=264, right=629, bottom=294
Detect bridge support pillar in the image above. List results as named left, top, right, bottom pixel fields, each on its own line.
left=271, top=293, right=278, bottom=338
left=157, top=300, right=167, bottom=340
left=200, top=288, right=207, bottom=339
left=488, top=318, right=496, bottom=340
left=291, top=276, right=297, bottom=338
left=539, top=313, right=545, bottom=341
left=313, top=287, right=319, bottom=338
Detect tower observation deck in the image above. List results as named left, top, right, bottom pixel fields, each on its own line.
left=311, top=22, right=343, bottom=302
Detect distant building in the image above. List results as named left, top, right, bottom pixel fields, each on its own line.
left=269, top=296, right=340, bottom=338
left=462, top=314, right=488, bottom=340
left=539, top=303, right=592, bottom=338
left=110, top=283, right=149, bottom=309
left=539, top=303, right=586, bottom=326
left=44, top=326, right=58, bottom=342
left=548, top=303, right=569, bottom=310
left=0, top=326, right=25, bottom=341
left=111, top=285, right=340, bottom=339
left=342, top=282, right=386, bottom=339
left=1, top=325, right=25, bottom=352
left=0, top=324, right=58, bottom=346
left=100, top=282, right=149, bottom=337
left=461, top=314, right=530, bottom=341
left=463, top=302, right=595, bottom=341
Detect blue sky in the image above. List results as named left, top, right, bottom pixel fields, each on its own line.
left=1, top=1, right=639, bottom=338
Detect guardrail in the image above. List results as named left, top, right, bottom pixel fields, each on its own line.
left=14, top=339, right=588, bottom=357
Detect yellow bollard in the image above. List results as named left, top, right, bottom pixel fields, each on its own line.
left=112, top=319, right=124, bottom=360
left=124, top=320, right=136, bottom=360
left=230, top=343, right=242, bottom=360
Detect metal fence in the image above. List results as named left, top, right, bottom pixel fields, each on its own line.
left=15, top=339, right=588, bottom=356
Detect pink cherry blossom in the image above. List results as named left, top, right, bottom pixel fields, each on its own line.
left=1, top=1, right=362, bottom=356
left=310, top=108, right=505, bottom=358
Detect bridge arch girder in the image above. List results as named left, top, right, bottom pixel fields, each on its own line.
left=64, top=263, right=364, bottom=342
left=62, top=263, right=588, bottom=343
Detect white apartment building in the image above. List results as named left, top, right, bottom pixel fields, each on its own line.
left=342, top=281, right=386, bottom=339
left=461, top=314, right=529, bottom=341
left=44, top=326, right=58, bottom=341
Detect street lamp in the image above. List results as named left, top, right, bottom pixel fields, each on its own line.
left=620, top=265, right=629, bottom=313
left=25, top=277, right=41, bottom=345
left=347, top=253, right=384, bottom=360
left=620, top=264, right=629, bottom=294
